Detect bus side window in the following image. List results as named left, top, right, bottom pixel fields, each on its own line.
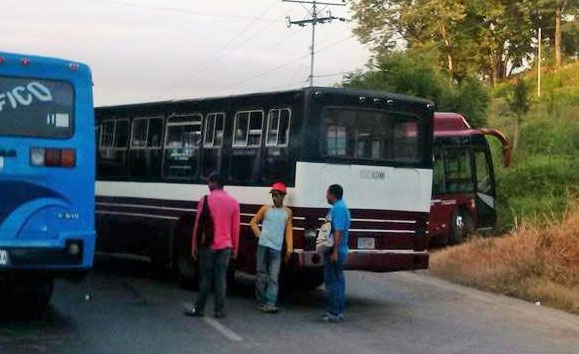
left=444, top=149, right=474, bottom=193
left=202, top=112, right=225, bottom=178
left=475, top=150, right=492, bottom=194
left=229, top=110, right=263, bottom=184
left=263, top=108, right=292, bottom=185
left=163, top=113, right=202, bottom=180
left=432, top=150, right=445, bottom=194
left=129, top=116, right=164, bottom=178
left=98, top=119, right=129, bottom=177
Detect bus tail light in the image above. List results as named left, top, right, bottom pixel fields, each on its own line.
left=61, top=149, right=76, bottom=167
left=30, top=148, right=76, bottom=168
left=45, top=149, right=61, bottom=166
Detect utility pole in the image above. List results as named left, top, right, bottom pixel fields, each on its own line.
left=283, top=0, right=347, bottom=87
left=538, top=27, right=542, bottom=98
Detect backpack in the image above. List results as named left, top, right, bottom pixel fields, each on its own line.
left=196, top=195, right=214, bottom=248
left=315, top=219, right=333, bottom=253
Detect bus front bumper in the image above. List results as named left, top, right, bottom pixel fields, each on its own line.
left=0, top=240, right=87, bottom=270
left=291, top=249, right=429, bottom=272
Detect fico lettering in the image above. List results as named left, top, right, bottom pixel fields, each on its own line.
left=0, top=81, right=53, bottom=112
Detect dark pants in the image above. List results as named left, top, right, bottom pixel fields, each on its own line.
left=324, top=252, right=347, bottom=316
left=255, top=245, right=282, bottom=306
left=195, top=247, right=231, bottom=315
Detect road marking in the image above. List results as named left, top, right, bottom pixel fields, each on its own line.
left=203, top=317, right=243, bottom=342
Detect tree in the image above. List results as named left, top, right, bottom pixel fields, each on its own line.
left=536, top=0, right=578, bottom=69
left=351, top=0, right=537, bottom=84
left=351, top=0, right=467, bottom=79
left=342, top=46, right=489, bottom=127
left=507, top=78, right=531, bottom=152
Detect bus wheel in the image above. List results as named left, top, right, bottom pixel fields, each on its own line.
left=15, top=278, right=54, bottom=316
left=449, top=210, right=471, bottom=245
left=30, top=278, right=54, bottom=313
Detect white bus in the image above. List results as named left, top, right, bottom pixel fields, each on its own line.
left=95, top=87, right=434, bottom=289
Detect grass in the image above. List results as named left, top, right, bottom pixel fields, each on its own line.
left=430, top=203, right=579, bottom=314
left=488, top=61, right=579, bottom=232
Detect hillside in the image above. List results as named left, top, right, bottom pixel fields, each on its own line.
left=489, top=62, right=579, bottom=231
left=430, top=63, right=579, bottom=314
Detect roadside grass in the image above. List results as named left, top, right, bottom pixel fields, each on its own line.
left=430, top=203, right=579, bottom=315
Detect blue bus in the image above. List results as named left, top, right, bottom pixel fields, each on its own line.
left=0, top=52, right=95, bottom=311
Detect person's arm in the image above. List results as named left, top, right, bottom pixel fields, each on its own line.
left=330, top=206, right=347, bottom=262
left=231, top=202, right=241, bottom=259
left=191, top=196, right=205, bottom=259
left=250, top=206, right=268, bottom=238
left=284, top=208, right=294, bottom=262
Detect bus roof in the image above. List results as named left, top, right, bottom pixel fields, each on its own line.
left=96, top=86, right=434, bottom=110
left=0, top=51, right=91, bottom=78
left=434, top=112, right=512, bottom=167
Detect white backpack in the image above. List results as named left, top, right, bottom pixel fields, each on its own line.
left=315, top=220, right=333, bottom=253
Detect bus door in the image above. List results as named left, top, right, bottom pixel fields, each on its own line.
left=473, top=149, right=496, bottom=232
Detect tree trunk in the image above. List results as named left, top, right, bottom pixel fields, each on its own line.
left=440, top=23, right=454, bottom=76
left=555, top=3, right=564, bottom=70
left=513, top=116, right=521, bottom=151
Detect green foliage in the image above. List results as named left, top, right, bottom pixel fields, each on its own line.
left=342, top=47, right=489, bottom=127
left=351, top=0, right=578, bottom=84
left=507, top=79, right=531, bottom=118
left=489, top=62, right=579, bottom=231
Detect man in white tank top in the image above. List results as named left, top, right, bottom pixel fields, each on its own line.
left=250, top=182, right=293, bottom=313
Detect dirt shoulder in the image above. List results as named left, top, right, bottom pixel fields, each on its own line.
left=429, top=209, right=579, bottom=315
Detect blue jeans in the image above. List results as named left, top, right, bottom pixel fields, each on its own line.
left=255, top=245, right=282, bottom=306
left=195, top=247, right=231, bottom=315
left=324, top=252, right=347, bottom=316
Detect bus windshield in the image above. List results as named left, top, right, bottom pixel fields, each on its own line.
left=323, top=108, right=419, bottom=163
left=0, top=76, right=74, bottom=138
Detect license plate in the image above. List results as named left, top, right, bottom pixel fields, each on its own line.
left=0, top=250, right=10, bottom=266
left=357, top=237, right=375, bottom=249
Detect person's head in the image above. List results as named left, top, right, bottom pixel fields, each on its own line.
left=270, top=182, right=287, bottom=207
left=326, top=184, right=343, bottom=205
left=208, top=172, right=225, bottom=191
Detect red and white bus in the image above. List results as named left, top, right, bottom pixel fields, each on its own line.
left=429, top=112, right=512, bottom=245
left=95, top=87, right=434, bottom=289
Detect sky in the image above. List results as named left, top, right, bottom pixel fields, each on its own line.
left=1, top=0, right=371, bottom=106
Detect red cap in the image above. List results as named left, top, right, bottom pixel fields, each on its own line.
left=270, top=182, right=287, bottom=194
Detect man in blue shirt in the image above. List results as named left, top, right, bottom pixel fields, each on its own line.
left=322, top=184, right=351, bottom=322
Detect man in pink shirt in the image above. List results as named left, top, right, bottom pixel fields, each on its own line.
left=185, top=173, right=240, bottom=318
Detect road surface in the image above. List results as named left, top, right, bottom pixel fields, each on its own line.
left=1, top=259, right=578, bottom=354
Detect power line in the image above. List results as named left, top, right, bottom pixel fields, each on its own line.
left=91, top=0, right=285, bottom=23
left=161, top=1, right=282, bottom=98
left=283, top=0, right=348, bottom=86
left=207, top=33, right=355, bottom=97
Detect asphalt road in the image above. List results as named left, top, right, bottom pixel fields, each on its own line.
left=1, top=259, right=578, bottom=354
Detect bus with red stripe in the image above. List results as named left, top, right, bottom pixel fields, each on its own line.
left=429, top=112, right=512, bottom=245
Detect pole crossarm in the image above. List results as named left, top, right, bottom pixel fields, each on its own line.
left=283, top=0, right=346, bottom=6
left=288, top=16, right=346, bottom=27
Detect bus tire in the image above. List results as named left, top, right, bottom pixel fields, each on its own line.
left=30, top=278, right=54, bottom=313
left=14, top=278, right=54, bottom=316
left=449, top=210, right=472, bottom=245
left=173, top=225, right=198, bottom=290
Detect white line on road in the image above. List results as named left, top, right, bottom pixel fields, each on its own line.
left=203, top=318, right=243, bottom=342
